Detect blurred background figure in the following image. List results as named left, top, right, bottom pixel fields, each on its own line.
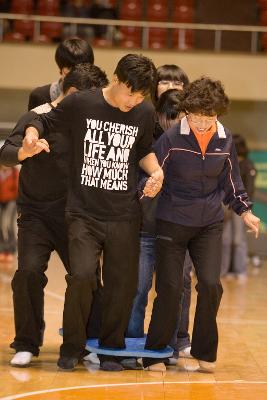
left=0, top=165, right=19, bottom=264
left=221, top=134, right=257, bottom=283
left=89, top=0, right=118, bottom=44
left=62, top=1, right=93, bottom=40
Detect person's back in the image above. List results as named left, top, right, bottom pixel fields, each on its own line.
left=28, top=37, right=94, bottom=110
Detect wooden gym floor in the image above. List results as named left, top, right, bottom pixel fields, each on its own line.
left=0, top=253, right=267, bottom=400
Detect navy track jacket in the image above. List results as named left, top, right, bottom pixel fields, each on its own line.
left=154, top=117, right=252, bottom=227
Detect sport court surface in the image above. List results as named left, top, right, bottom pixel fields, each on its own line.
left=0, top=253, right=267, bottom=400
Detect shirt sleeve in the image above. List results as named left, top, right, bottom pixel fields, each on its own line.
left=220, top=139, right=252, bottom=215
left=135, top=107, right=155, bottom=161
left=25, top=92, right=74, bottom=138
left=0, top=111, right=37, bottom=166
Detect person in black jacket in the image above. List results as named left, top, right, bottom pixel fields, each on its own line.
left=0, top=63, right=108, bottom=368
left=142, top=77, right=260, bottom=373
left=221, top=134, right=257, bottom=282
left=28, top=37, right=94, bottom=111
left=23, top=54, right=163, bottom=372
left=127, top=89, right=193, bottom=361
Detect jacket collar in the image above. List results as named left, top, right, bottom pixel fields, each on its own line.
left=180, top=116, right=226, bottom=138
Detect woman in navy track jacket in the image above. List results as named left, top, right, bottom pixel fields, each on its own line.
left=143, top=77, right=260, bottom=372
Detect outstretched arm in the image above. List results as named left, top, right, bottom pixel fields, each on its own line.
left=0, top=111, right=49, bottom=166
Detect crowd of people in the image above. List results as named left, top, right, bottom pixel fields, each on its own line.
left=0, top=37, right=261, bottom=373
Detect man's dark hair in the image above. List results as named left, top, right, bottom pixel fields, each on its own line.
left=183, top=77, right=229, bottom=116
left=55, top=37, right=94, bottom=71
left=156, top=89, right=184, bottom=131
left=152, top=64, right=189, bottom=104
left=156, top=88, right=184, bottom=120
left=114, top=54, right=157, bottom=96
left=63, top=63, right=108, bottom=93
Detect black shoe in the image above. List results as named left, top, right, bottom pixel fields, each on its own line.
left=100, top=360, right=124, bottom=371
left=120, top=358, right=143, bottom=370
left=57, top=356, right=78, bottom=371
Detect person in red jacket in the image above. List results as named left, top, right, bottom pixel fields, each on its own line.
left=0, top=165, right=19, bottom=263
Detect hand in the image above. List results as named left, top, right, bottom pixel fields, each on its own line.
left=143, top=168, right=164, bottom=198
left=19, top=127, right=50, bottom=160
left=241, top=210, right=260, bottom=238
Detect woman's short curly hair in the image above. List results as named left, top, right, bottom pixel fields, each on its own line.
left=182, top=77, right=229, bottom=116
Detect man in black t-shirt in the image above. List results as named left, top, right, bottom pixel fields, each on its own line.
left=28, top=37, right=94, bottom=111
left=24, top=54, right=163, bottom=372
left=0, top=64, right=108, bottom=368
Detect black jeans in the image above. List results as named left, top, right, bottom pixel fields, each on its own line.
left=60, top=212, right=140, bottom=358
left=11, top=211, right=69, bottom=356
left=143, top=219, right=223, bottom=368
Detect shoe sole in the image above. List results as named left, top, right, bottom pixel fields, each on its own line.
left=10, top=363, right=31, bottom=368
left=57, top=366, right=76, bottom=372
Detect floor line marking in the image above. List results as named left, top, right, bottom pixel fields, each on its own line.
left=43, top=290, right=64, bottom=302
left=1, top=380, right=267, bottom=400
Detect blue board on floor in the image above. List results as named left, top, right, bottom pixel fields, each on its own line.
left=85, top=337, right=173, bottom=358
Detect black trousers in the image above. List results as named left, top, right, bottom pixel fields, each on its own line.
left=60, top=212, right=140, bottom=358
left=10, top=211, right=69, bottom=356
left=143, top=219, right=223, bottom=367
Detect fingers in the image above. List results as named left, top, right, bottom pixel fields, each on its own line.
left=246, top=218, right=260, bottom=239
left=36, top=139, right=50, bottom=153
left=22, top=137, right=50, bottom=157
left=143, top=175, right=162, bottom=197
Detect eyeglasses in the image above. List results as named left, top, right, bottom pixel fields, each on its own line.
left=187, top=113, right=217, bottom=127
left=158, top=80, right=184, bottom=87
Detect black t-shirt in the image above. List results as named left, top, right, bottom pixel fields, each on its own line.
left=30, top=88, right=155, bottom=220
left=0, top=110, right=69, bottom=214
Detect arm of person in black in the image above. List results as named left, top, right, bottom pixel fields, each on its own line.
left=0, top=111, right=49, bottom=166
left=24, top=93, right=73, bottom=147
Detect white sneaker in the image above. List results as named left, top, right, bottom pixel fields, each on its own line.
left=145, top=362, right=166, bottom=372
left=198, top=359, right=216, bottom=373
left=83, top=352, right=100, bottom=365
left=236, top=274, right=248, bottom=285
left=179, top=346, right=193, bottom=359
left=10, top=352, right=33, bottom=367
left=167, top=357, right=178, bottom=365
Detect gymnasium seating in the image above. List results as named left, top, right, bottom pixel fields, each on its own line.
left=258, top=0, right=267, bottom=50
left=171, top=0, right=194, bottom=50
left=146, top=0, right=169, bottom=49
left=37, top=0, right=63, bottom=42
left=2, top=0, right=264, bottom=53
left=119, top=0, right=143, bottom=48
left=11, top=0, right=34, bottom=14
left=4, top=0, right=34, bottom=41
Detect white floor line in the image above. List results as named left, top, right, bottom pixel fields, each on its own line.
left=1, top=380, right=267, bottom=400
left=217, top=318, right=267, bottom=325
left=43, top=290, right=64, bottom=302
